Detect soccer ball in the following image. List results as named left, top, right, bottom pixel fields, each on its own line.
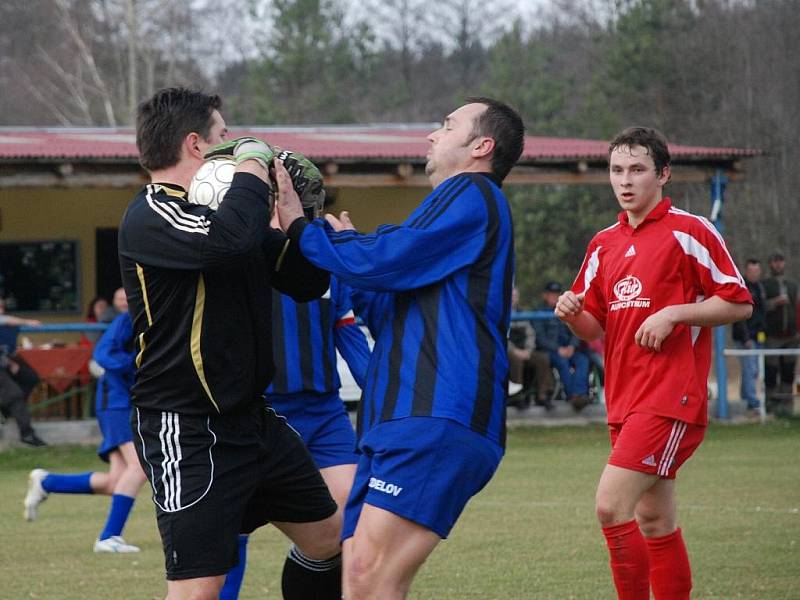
left=188, top=158, right=236, bottom=210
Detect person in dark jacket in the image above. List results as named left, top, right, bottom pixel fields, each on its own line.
left=731, top=259, right=767, bottom=410
left=762, top=251, right=799, bottom=406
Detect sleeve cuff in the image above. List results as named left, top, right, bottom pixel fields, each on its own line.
left=287, top=217, right=308, bottom=243
left=231, top=172, right=271, bottom=203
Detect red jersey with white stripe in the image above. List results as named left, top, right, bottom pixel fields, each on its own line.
left=572, top=198, right=752, bottom=425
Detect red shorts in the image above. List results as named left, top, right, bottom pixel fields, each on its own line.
left=608, top=413, right=706, bottom=479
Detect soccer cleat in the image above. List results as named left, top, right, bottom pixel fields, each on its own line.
left=23, top=468, right=49, bottom=521
left=20, top=433, right=47, bottom=447
left=93, top=536, right=141, bottom=553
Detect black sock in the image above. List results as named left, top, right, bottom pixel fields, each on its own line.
left=281, top=544, right=342, bottom=600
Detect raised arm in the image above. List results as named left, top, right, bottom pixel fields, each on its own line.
left=555, top=291, right=605, bottom=341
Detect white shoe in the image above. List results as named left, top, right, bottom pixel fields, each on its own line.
left=93, top=536, right=141, bottom=553
left=23, top=468, right=49, bottom=521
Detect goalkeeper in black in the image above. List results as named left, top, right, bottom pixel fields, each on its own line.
left=118, top=87, right=341, bottom=600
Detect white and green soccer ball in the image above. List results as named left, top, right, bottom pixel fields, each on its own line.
left=188, top=158, right=236, bottom=210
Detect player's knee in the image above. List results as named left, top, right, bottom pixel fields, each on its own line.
left=636, top=511, right=675, bottom=537
left=295, top=518, right=341, bottom=560
left=595, top=498, right=626, bottom=527
left=166, top=581, right=221, bottom=600
left=344, top=550, right=380, bottom=597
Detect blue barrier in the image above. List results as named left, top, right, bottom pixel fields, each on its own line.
left=18, top=311, right=556, bottom=336
left=19, top=323, right=109, bottom=333
left=511, top=310, right=557, bottom=322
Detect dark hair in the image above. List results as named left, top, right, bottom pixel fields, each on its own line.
left=136, top=87, right=222, bottom=172
left=609, top=126, right=671, bottom=177
left=465, top=96, right=525, bottom=182
left=86, top=296, right=108, bottom=320
left=745, top=258, right=761, bottom=266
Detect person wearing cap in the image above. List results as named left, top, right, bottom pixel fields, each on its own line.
left=762, top=251, right=799, bottom=409
left=534, top=281, right=590, bottom=411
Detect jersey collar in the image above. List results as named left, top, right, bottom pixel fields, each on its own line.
left=152, top=182, right=188, bottom=199
left=617, top=197, right=672, bottom=231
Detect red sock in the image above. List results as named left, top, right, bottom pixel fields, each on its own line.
left=646, top=528, right=692, bottom=600
left=602, top=520, right=650, bottom=600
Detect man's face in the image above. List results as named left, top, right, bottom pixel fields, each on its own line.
left=744, top=262, right=761, bottom=282
left=609, top=144, right=669, bottom=221
left=770, top=257, right=785, bottom=275
left=112, top=288, right=128, bottom=313
left=425, top=103, right=486, bottom=187
left=197, top=110, right=228, bottom=156
left=542, top=291, right=559, bottom=308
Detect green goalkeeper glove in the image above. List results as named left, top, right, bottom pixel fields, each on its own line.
left=273, top=148, right=326, bottom=220
left=204, top=136, right=276, bottom=172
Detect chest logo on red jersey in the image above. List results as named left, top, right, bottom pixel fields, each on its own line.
left=610, top=275, right=651, bottom=311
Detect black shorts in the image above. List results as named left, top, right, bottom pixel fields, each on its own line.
left=132, top=403, right=336, bottom=580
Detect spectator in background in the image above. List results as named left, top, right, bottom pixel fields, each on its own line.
left=508, top=286, right=554, bottom=409
left=82, top=295, right=116, bottom=344
left=762, top=251, right=799, bottom=408
left=534, top=281, right=590, bottom=411
left=87, top=296, right=114, bottom=323
left=110, top=287, right=127, bottom=315
left=732, top=258, right=766, bottom=412
left=0, top=297, right=46, bottom=447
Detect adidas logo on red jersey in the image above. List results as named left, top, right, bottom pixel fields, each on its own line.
left=641, top=454, right=657, bottom=467
left=625, top=245, right=636, bottom=257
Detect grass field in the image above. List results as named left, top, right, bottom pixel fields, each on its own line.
left=2, top=421, right=798, bottom=599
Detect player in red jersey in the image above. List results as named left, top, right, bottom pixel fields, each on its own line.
left=555, top=127, right=753, bottom=600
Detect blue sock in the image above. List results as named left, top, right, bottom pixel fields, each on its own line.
left=98, top=494, right=135, bottom=540
left=42, top=472, right=93, bottom=494
left=220, top=534, right=249, bottom=600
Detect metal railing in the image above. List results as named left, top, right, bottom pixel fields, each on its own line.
left=722, top=348, right=800, bottom=423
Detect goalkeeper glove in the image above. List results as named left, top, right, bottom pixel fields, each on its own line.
left=273, top=148, right=326, bottom=220
left=204, top=136, right=276, bottom=172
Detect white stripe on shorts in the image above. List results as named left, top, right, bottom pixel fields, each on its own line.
left=136, top=409, right=217, bottom=513
left=658, top=420, right=687, bottom=477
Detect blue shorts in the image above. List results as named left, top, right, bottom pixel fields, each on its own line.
left=97, top=407, right=133, bottom=462
left=268, top=391, right=358, bottom=469
left=342, top=416, right=503, bottom=540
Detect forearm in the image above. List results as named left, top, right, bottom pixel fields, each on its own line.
left=664, top=295, right=752, bottom=327
left=0, top=315, right=40, bottom=327
left=561, top=312, right=604, bottom=341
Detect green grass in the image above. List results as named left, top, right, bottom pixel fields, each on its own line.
left=2, top=422, right=798, bottom=599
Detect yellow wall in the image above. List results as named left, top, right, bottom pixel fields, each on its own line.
left=326, top=186, right=428, bottom=230
left=0, top=184, right=429, bottom=322
left=0, top=186, right=136, bottom=321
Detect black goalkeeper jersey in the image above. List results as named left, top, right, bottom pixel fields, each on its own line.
left=118, top=172, right=329, bottom=415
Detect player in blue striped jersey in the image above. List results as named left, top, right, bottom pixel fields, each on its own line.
left=220, top=275, right=370, bottom=599
left=274, top=97, right=524, bottom=600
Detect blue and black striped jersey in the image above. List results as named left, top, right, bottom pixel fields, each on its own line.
left=299, top=173, right=513, bottom=447
left=268, top=277, right=370, bottom=396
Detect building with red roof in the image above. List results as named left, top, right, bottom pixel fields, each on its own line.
left=0, top=125, right=760, bottom=316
